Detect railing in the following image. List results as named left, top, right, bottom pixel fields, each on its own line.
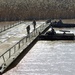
left=0, top=23, right=50, bottom=69
left=0, top=21, right=24, bottom=33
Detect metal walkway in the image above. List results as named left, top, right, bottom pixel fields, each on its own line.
left=0, top=21, right=50, bottom=73
left=0, top=21, right=24, bottom=33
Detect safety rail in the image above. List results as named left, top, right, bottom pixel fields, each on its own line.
left=0, top=21, right=24, bottom=33
left=0, top=23, right=50, bottom=72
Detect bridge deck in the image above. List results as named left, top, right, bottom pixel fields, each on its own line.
left=0, top=21, right=49, bottom=73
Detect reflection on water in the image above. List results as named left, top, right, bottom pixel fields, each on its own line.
left=4, top=40, right=75, bottom=75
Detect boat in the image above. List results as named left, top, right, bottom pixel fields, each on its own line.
left=39, top=28, right=74, bottom=40
left=50, top=20, right=75, bottom=28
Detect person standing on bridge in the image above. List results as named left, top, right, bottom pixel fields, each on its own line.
left=26, top=25, right=30, bottom=35
left=33, top=19, right=36, bottom=31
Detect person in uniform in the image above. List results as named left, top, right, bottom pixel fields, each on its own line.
left=33, top=19, right=36, bottom=31
left=26, top=25, right=30, bottom=35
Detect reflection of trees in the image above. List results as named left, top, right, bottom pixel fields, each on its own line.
left=0, top=0, right=75, bottom=21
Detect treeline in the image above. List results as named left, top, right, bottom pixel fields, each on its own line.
left=0, top=0, right=75, bottom=21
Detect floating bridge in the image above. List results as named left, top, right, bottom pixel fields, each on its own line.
left=0, top=21, right=50, bottom=73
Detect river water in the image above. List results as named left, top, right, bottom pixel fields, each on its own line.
left=3, top=20, right=75, bottom=75
left=3, top=40, right=75, bottom=75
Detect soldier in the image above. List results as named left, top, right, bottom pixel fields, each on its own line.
left=33, top=19, right=36, bottom=31
left=51, top=26, right=56, bottom=35
left=46, top=19, right=51, bottom=24
left=26, top=25, right=30, bottom=35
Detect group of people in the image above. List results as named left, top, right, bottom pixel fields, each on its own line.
left=26, top=20, right=36, bottom=35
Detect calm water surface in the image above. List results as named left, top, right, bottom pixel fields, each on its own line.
left=4, top=40, right=75, bottom=75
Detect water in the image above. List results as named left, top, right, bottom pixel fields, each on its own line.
left=24, top=41, right=75, bottom=75
left=3, top=40, right=75, bottom=75
left=3, top=20, right=75, bottom=75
